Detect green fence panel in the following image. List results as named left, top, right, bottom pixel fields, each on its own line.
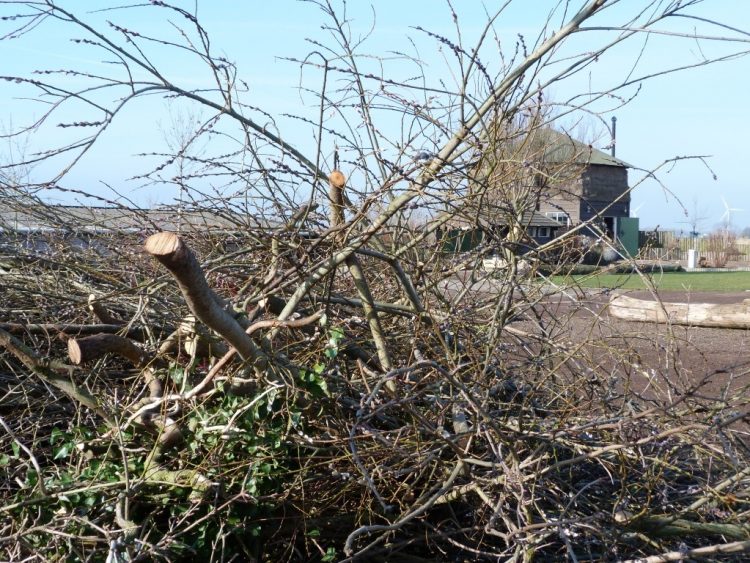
left=618, top=217, right=639, bottom=257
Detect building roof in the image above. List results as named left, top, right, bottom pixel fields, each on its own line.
left=534, top=127, right=631, bottom=168
left=519, top=212, right=566, bottom=227
left=435, top=208, right=563, bottom=231
left=0, top=202, right=291, bottom=234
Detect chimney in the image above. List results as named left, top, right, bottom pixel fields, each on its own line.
left=610, top=116, right=617, bottom=158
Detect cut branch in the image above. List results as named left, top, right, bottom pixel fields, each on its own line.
left=68, top=333, right=152, bottom=367
left=617, top=512, right=750, bottom=541
left=329, top=170, right=393, bottom=372
left=144, top=232, right=266, bottom=369
left=87, top=294, right=122, bottom=325
left=620, top=539, right=750, bottom=563
left=0, top=322, right=149, bottom=339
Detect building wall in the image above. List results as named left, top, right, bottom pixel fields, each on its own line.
left=538, top=193, right=581, bottom=224
left=578, top=199, right=630, bottom=222
left=540, top=164, right=629, bottom=226
left=580, top=164, right=629, bottom=207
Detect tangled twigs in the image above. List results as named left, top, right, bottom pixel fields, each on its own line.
left=65, top=334, right=179, bottom=449
left=185, top=309, right=325, bottom=400
left=0, top=416, right=47, bottom=496
left=118, top=309, right=326, bottom=437
left=343, top=460, right=467, bottom=557
left=0, top=328, right=113, bottom=425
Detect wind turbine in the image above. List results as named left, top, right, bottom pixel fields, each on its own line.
left=630, top=203, right=644, bottom=218
left=720, top=195, right=743, bottom=230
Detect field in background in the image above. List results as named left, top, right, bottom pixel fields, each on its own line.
left=549, top=270, right=750, bottom=292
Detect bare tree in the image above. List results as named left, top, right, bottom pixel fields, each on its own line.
left=680, top=195, right=711, bottom=237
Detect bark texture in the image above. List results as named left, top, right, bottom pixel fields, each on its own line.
left=609, top=294, right=750, bottom=329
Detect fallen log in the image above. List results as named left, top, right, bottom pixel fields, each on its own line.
left=609, top=294, right=750, bottom=329
left=615, top=510, right=750, bottom=541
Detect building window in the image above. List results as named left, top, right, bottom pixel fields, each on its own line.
left=545, top=211, right=570, bottom=226
left=527, top=226, right=551, bottom=238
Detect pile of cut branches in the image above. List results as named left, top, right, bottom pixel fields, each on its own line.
left=2, top=196, right=750, bottom=562
left=1, top=1, right=750, bottom=560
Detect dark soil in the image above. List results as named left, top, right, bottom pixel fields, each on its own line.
left=445, top=273, right=750, bottom=401
left=525, top=289, right=750, bottom=406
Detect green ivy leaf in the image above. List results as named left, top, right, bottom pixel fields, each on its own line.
left=25, top=469, right=38, bottom=488
left=265, top=387, right=279, bottom=413
left=330, top=326, right=345, bottom=342
left=76, top=426, right=95, bottom=441
left=244, top=477, right=257, bottom=495
left=50, top=427, right=64, bottom=445
left=258, top=462, right=274, bottom=475
left=290, top=411, right=302, bottom=428
left=53, top=443, right=72, bottom=460
left=315, top=377, right=329, bottom=397
left=323, top=326, right=345, bottom=358
left=170, top=365, right=185, bottom=385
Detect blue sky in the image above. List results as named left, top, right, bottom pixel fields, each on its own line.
left=1, top=1, right=749, bottom=232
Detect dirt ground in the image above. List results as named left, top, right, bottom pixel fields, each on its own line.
left=527, top=288, right=750, bottom=405
left=444, top=272, right=750, bottom=387
left=441, top=272, right=750, bottom=408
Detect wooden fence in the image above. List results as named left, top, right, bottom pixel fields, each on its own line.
left=638, top=231, right=750, bottom=266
